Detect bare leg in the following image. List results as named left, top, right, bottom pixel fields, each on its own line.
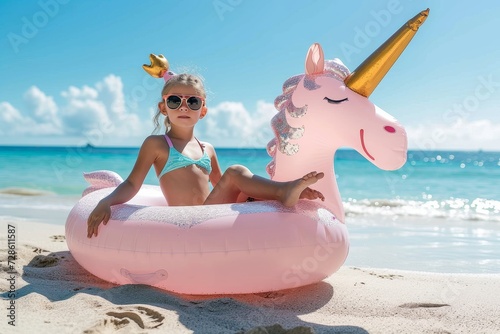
left=204, top=164, right=324, bottom=207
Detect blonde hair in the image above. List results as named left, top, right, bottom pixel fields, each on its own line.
left=152, top=73, right=206, bottom=134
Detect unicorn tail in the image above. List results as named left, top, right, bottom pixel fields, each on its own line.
left=82, top=170, right=124, bottom=197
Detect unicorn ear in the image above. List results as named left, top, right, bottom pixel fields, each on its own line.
left=305, top=43, right=324, bottom=75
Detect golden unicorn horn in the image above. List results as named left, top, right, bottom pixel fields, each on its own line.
left=344, top=8, right=429, bottom=97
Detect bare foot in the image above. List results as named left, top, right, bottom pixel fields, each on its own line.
left=281, top=171, right=325, bottom=207
left=299, top=187, right=325, bottom=201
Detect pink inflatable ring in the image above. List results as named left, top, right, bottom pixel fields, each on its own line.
left=66, top=172, right=347, bottom=294
left=66, top=8, right=429, bottom=293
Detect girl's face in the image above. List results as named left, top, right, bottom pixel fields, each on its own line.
left=159, top=84, right=207, bottom=128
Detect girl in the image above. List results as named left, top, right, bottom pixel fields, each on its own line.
left=87, top=73, right=324, bottom=238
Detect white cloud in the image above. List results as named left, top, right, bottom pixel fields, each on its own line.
left=95, top=74, right=126, bottom=115
left=408, top=118, right=500, bottom=151
left=59, top=75, right=147, bottom=141
left=0, top=102, right=23, bottom=135
left=61, top=85, right=99, bottom=99
left=0, top=75, right=151, bottom=145
left=59, top=82, right=115, bottom=136
left=3, top=75, right=498, bottom=150
left=195, top=100, right=275, bottom=148
left=0, top=97, right=62, bottom=136
left=24, top=86, right=59, bottom=124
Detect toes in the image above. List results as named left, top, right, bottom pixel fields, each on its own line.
left=317, top=191, right=325, bottom=201
left=303, top=171, right=324, bottom=181
left=303, top=172, right=315, bottom=180
left=310, top=189, right=325, bottom=201
left=303, top=171, right=318, bottom=181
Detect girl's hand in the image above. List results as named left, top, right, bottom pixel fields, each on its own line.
left=87, top=200, right=111, bottom=238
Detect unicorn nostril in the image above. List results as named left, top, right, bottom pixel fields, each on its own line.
left=384, top=126, right=396, bottom=133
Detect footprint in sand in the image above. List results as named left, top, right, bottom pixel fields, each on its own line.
left=239, top=324, right=315, bottom=334
left=353, top=268, right=404, bottom=280
left=83, top=306, right=164, bottom=333
left=399, top=302, right=450, bottom=309
left=255, top=291, right=285, bottom=299
left=27, top=253, right=65, bottom=267
left=370, top=272, right=404, bottom=280
left=31, top=245, right=50, bottom=254
left=50, top=235, right=66, bottom=242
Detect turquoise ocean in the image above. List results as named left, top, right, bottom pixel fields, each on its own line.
left=1, top=146, right=499, bottom=274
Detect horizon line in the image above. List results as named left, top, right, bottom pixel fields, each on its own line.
left=0, top=144, right=498, bottom=154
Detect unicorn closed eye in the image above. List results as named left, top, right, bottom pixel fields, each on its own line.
left=65, top=9, right=429, bottom=294
left=268, top=9, right=429, bottom=223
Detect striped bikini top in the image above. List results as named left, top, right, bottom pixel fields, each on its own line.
left=158, top=135, right=212, bottom=179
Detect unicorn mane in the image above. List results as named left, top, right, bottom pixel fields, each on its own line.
left=266, top=59, right=351, bottom=178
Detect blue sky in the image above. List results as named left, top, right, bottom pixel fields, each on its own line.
left=1, top=0, right=499, bottom=150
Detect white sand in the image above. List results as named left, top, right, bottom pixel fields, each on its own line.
left=1, top=220, right=499, bottom=334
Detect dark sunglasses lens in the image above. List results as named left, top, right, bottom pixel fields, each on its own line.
left=187, top=97, right=202, bottom=110
left=166, top=96, right=181, bottom=109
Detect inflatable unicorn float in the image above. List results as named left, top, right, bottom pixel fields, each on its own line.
left=66, top=9, right=429, bottom=294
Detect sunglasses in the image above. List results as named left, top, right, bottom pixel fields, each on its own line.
left=163, top=94, right=205, bottom=111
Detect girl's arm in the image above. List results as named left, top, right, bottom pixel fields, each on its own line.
left=204, top=142, right=222, bottom=188
left=87, top=136, right=160, bottom=238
